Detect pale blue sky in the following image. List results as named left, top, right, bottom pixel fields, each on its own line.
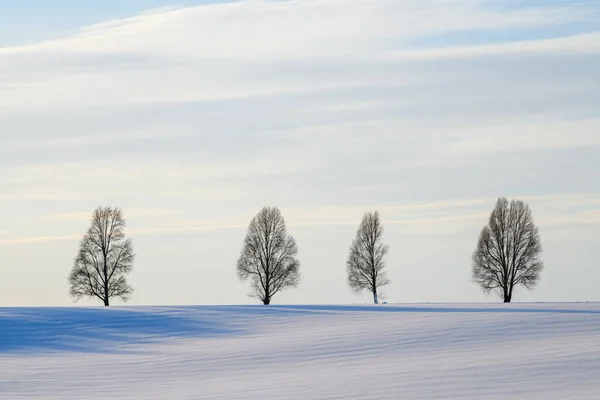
left=0, top=0, right=237, bottom=45
left=0, top=0, right=599, bottom=306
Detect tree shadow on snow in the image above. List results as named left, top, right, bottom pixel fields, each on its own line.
left=2, top=304, right=598, bottom=355
left=0, top=307, right=243, bottom=355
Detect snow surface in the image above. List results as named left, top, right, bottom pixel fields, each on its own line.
left=1, top=303, right=600, bottom=399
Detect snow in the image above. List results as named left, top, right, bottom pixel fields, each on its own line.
left=1, top=303, right=600, bottom=399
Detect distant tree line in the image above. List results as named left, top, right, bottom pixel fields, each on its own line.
left=68, top=196, right=544, bottom=306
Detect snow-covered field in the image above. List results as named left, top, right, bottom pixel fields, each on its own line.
left=1, top=303, right=599, bottom=399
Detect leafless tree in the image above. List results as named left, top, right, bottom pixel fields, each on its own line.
left=347, top=211, right=389, bottom=304
left=237, top=207, right=300, bottom=305
left=68, top=206, right=135, bottom=306
left=472, top=197, right=543, bottom=303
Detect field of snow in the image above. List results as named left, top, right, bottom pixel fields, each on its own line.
left=1, top=303, right=599, bottom=399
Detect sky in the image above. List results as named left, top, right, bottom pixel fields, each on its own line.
left=0, top=0, right=599, bottom=306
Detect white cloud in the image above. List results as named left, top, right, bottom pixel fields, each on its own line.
left=44, top=208, right=183, bottom=222
left=1, top=193, right=598, bottom=246
left=2, top=0, right=591, bottom=58
left=431, top=119, right=600, bottom=158
left=385, top=32, right=600, bottom=60
left=0, top=0, right=598, bottom=304
left=0, top=0, right=599, bottom=112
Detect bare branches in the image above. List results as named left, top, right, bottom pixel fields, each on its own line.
left=236, top=207, right=300, bottom=305
left=346, top=211, right=389, bottom=304
left=472, top=197, right=543, bottom=302
left=68, top=206, right=135, bottom=306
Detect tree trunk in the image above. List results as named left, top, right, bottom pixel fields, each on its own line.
left=103, top=256, right=109, bottom=307
left=373, top=290, right=378, bottom=304
left=503, top=293, right=511, bottom=303
left=263, top=298, right=270, bottom=305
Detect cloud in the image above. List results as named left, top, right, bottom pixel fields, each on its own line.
left=430, top=119, right=600, bottom=160
left=2, top=193, right=598, bottom=246
left=0, top=0, right=598, bottom=310
left=0, top=0, right=599, bottom=114
left=44, top=208, right=183, bottom=222
left=538, top=210, right=600, bottom=227
left=0, top=234, right=83, bottom=245
left=386, top=31, right=600, bottom=60
left=3, top=0, right=592, bottom=57
left=0, top=223, right=246, bottom=246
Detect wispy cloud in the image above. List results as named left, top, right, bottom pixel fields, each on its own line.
left=0, top=233, right=83, bottom=245
left=2, top=194, right=598, bottom=246
left=386, top=31, right=600, bottom=60
left=0, top=223, right=246, bottom=246
left=0, top=0, right=598, bottom=304
left=44, top=208, right=183, bottom=221
left=432, top=119, right=600, bottom=158
left=1, top=0, right=599, bottom=112
left=3, top=0, right=592, bottom=57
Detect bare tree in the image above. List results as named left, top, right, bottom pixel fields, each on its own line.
left=347, top=211, right=389, bottom=304
left=472, top=197, right=543, bottom=303
left=237, top=207, right=300, bottom=305
left=68, top=206, right=135, bottom=306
